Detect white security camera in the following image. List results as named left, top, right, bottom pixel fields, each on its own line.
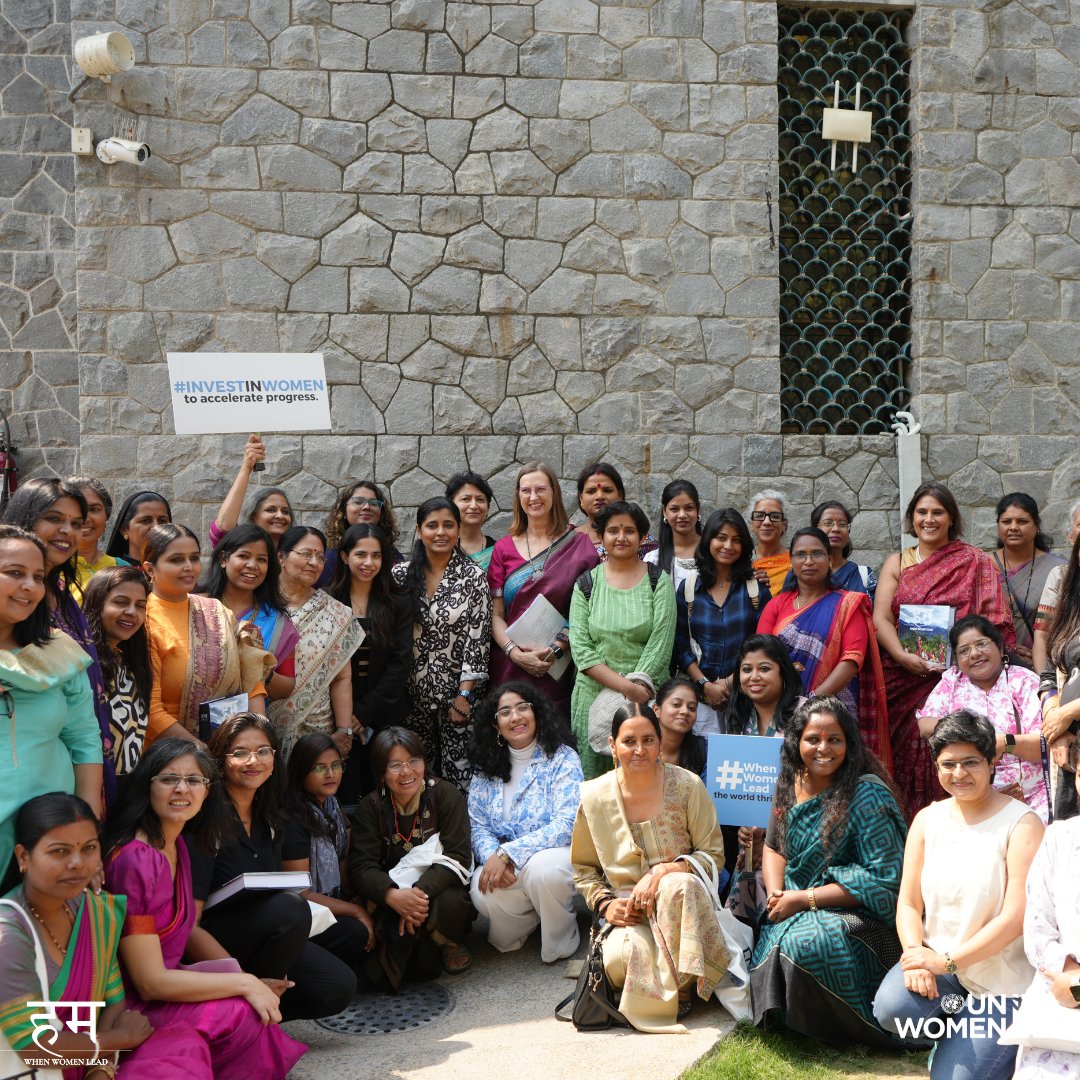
left=95, top=137, right=151, bottom=165
left=73, top=32, right=135, bottom=81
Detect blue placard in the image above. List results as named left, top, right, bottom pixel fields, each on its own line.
left=706, top=734, right=783, bottom=828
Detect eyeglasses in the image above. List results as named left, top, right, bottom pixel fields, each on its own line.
left=348, top=497, right=384, bottom=510
left=791, top=550, right=829, bottom=563
left=750, top=511, right=785, bottom=523
left=936, top=757, right=987, bottom=773
left=495, top=702, right=534, bottom=721
left=152, top=773, right=212, bottom=789
left=385, top=756, right=424, bottom=775
left=225, top=747, right=276, bottom=763
left=290, top=549, right=326, bottom=564
left=817, top=519, right=850, bottom=531
left=955, top=638, right=994, bottom=661
left=310, top=760, right=343, bottom=776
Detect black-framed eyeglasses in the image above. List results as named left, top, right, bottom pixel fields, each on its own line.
left=750, top=511, right=785, bottom=523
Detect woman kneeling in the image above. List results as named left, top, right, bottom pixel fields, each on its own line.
left=571, top=703, right=731, bottom=1032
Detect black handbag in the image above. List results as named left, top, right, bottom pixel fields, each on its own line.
left=555, top=912, right=629, bottom=1031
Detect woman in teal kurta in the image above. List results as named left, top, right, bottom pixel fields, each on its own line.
left=568, top=502, right=676, bottom=779
left=749, top=696, right=907, bottom=1047
left=0, top=525, right=103, bottom=882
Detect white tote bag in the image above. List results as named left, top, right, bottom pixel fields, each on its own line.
left=388, top=833, right=472, bottom=889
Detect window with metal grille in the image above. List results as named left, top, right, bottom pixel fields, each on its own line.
left=778, top=6, right=911, bottom=434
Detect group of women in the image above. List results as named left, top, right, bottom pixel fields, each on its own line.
left=2, top=435, right=1080, bottom=1074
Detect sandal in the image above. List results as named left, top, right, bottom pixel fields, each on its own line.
left=441, top=943, right=472, bottom=975
left=677, top=992, right=693, bottom=1020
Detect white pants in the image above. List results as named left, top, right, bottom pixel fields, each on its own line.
left=470, top=845, right=579, bottom=963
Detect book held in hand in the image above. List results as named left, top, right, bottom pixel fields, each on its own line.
left=198, top=691, right=249, bottom=742
left=898, top=604, right=955, bottom=669
left=205, top=870, right=310, bottom=909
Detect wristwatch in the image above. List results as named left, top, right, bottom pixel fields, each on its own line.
left=550, top=642, right=565, bottom=659
left=1070, top=980, right=1080, bottom=1004
left=696, top=676, right=708, bottom=689
left=1004, top=733, right=1016, bottom=748
left=944, top=953, right=958, bottom=975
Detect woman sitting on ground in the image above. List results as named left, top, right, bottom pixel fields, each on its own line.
left=103, top=738, right=307, bottom=1077
left=873, top=710, right=1043, bottom=1080
left=467, top=682, right=583, bottom=963
left=653, top=676, right=707, bottom=778
left=186, top=714, right=357, bottom=1020
left=281, top=733, right=375, bottom=964
left=0, top=793, right=213, bottom=1079
left=571, top=702, right=731, bottom=1032
left=917, top=614, right=1049, bottom=822
left=348, top=727, right=477, bottom=984
left=84, top=566, right=153, bottom=776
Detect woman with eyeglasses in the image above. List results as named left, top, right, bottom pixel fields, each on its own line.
left=916, top=615, right=1049, bottom=823
left=466, top=683, right=583, bottom=963
left=103, top=737, right=307, bottom=1076
left=185, top=714, right=357, bottom=1021
left=0, top=524, right=101, bottom=889
left=874, top=711, right=1042, bottom=1080
left=320, top=480, right=402, bottom=587
left=268, top=525, right=363, bottom=759
left=281, top=733, right=375, bottom=973
left=66, top=474, right=117, bottom=603
left=348, top=727, right=477, bottom=982
left=747, top=490, right=790, bottom=596
left=141, top=524, right=272, bottom=748
left=392, top=498, right=492, bottom=794
left=781, top=500, right=877, bottom=600
left=758, top=527, right=891, bottom=768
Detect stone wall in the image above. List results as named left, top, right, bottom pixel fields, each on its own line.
left=0, top=0, right=80, bottom=480
left=3, top=0, right=1078, bottom=566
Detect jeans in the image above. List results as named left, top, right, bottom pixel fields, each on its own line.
left=873, top=962, right=1020, bottom=1080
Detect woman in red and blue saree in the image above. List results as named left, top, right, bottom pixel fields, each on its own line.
left=489, top=462, right=599, bottom=719
left=2, top=479, right=118, bottom=805
left=199, top=524, right=299, bottom=702
left=781, top=501, right=878, bottom=600
left=758, top=527, right=891, bottom=770
left=103, top=739, right=306, bottom=1079
left=0, top=793, right=211, bottom=1079
left=874, top=482, right=1014, bottom=818
left=751, top=698, right=907, bottom=1047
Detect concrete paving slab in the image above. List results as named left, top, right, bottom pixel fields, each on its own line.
left=285, top=914, right=735, bottom=1080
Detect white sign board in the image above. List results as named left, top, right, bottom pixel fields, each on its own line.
left=166, top=353, right=332, bottom=435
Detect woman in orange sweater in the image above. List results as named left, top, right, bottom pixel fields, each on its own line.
left=142, top=524, right=272, bottom=745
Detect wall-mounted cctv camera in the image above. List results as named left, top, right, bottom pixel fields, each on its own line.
left=96, top=137, right=151, bottom=165
left=73, top=32, right=135, bottom=82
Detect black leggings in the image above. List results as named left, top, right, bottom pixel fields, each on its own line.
left=199, top=890, right=356, bottom=1021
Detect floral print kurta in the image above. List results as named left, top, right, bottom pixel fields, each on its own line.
left=392, top=549, right=491, bottom=793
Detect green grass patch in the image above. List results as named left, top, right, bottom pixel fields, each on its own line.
left=681, top=1022, right=929, bottom=1080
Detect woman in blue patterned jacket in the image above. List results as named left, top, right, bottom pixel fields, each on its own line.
left=466, top=682, right=584, bottom=963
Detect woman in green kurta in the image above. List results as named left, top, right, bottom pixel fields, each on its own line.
left=750, top=696, right=907, bottom=1047
left=0, top=526, right=102, bottom=885
left=568, top=502, right=676, bottom=780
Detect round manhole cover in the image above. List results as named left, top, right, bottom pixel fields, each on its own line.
left=315, top=981, right=455, bottom=1035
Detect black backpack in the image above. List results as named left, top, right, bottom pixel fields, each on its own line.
left=576, top=561, right=663, bottom=601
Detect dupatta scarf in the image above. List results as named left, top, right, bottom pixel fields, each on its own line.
left=177, top=595, right=274, bottom=735
left=240, top=605, right=300, bottom=674
left=772, top=590, right=891, bottom=769
left=885, top=540, right=1014, bottom=817
left=489, top=530, right=599, bottom=709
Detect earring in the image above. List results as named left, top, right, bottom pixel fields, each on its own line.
left=496, top=733, right=505, bottom=747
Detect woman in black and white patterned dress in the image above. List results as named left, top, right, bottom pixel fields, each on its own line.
left=392, top=497, right=491, bottom=794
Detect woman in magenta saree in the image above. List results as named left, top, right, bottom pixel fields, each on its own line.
left=489, top=462, right=599, bottom=717
left=874, top=483, right=1014, bottom=819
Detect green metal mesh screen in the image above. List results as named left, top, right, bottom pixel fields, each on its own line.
left=778, top=6, right=912, bottom=435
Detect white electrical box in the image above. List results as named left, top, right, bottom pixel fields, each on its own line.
left=71, top=127, right=94, bottom=155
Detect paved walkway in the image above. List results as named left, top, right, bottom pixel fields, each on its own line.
left=284, top=912, right=734, bottom=1080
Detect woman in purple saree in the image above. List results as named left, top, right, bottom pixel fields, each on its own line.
left=103, top=739, right=305, bottom=1080
left=488, top=462, right=600, bottom=717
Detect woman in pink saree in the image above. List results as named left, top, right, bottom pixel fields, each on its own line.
left=488, top=462, right=599, bottom=718
left=874, top=482, right=1014, bottom=818
left=0, top=793, right=210, bottom=1080
left=103, top=739, right=305, bottom=1080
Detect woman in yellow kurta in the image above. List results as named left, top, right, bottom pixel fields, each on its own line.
left=142, top=524, right=271, bottom=745
left=571, top=703, right=731, bottom=1033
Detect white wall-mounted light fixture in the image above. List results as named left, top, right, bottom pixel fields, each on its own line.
left=821, top=80, right=872, bottom=171
left=73, top=32, right=135, bottom=81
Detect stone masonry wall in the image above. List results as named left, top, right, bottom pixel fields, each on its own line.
left=5, top=0, right=1077, bottom=567
left=0, top=0, right=80, bottom=480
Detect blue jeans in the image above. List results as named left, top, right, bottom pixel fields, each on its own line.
left=873, top=962, right=1020, bottom=1080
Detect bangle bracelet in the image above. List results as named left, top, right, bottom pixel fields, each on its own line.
left=503, top=638, right=518, bottom=657
left=807, top=887, right=817, bottom=911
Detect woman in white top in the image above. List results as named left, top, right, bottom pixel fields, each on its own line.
left=644, top=479, right=702, bottom=592
left=873, top=710, right=1043, bottom=1080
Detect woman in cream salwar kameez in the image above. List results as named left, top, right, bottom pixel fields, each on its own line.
left=571, top=702, right=731, bottom=1033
